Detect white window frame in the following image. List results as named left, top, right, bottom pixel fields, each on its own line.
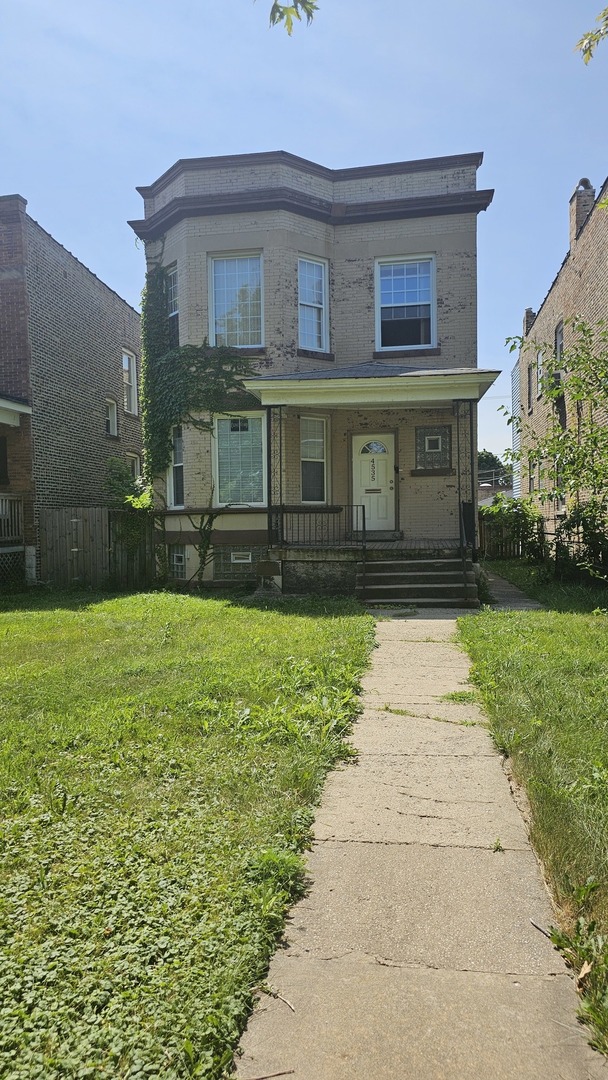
left=425, top=435, right=442, bottom=454
left=209, top=253, right=263, bottom=348
left=375, top=255, right=436, bottom=351
left=122, top=350, right=138, bottom=415
left=169, top=544, right=187, bottom=580
left=167, top=425, right=184, bottom=509
left=125, top=453, right=141, bottom=480
left=166, top=265, right=179, bottom=318
left=536, top=350, right=544, bottom=399
left=555, top=321, right=564, bottom=372
left=298, top=256, right=329, bottom=352
left=300, top=415, right=329, bottom=504
left=213, top=412, right=267, bottom=508
left=105, top=398, right=117, bottom=436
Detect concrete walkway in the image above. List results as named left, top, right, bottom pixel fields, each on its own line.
left=236, top=584, right=605, bottom=1079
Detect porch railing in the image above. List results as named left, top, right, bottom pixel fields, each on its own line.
left=269, top=505, right=366, bottom=549
left=0, top=495, right=23, bottom=545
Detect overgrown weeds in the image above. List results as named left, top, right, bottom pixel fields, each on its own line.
left=0, top=590, right=374, bottom=1077
left=458, top=581, right=608, bottom=1052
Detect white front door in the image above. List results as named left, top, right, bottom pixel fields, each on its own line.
left=352, top=433, right=396, bottom=531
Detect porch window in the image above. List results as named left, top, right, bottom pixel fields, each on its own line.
left=300, top=417, right=327, bottom=503
left=298, top=258, right=328, bottom=352
left=168, top=425, right=184, bottom=508
left=376, top=257, right=434, bottom=349
left=216, top=415, right=265, bottom=505
left=211, top=255, right=262, bottom=347
left=415, top=426, right=451, bottom=470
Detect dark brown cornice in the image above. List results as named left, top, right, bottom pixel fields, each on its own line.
left=135, top=150, right=484, bottom=199
left=129, top=187, right=494, bottom=242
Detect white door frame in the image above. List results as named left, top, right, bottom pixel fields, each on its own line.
left=351, top=431, right=398, bottom=532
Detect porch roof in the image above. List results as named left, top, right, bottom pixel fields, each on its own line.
left=0, top=395, right=32, bottom=428
left=243, top=362, right=500, bottom=408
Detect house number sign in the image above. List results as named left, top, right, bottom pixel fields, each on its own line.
left=370, top=458, right=376, bottom=482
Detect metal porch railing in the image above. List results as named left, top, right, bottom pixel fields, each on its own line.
left=269, top=504, right=366, bottom=549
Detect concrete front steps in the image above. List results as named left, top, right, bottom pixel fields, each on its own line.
left=356, top=555, right=479, bottom=608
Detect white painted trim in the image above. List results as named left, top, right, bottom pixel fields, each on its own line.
left=122, top=349, right=138, bottom=416
left=298, top=255, right=329, bottom=353
left=208, top=251, right=264, bottom=348
left=244, top=369, right=500, bottom=408
left=0, top=400, right=31, bottom=427
left=212, top=411, right=267, bottom=508
left=300, top=414, right=330, bottom=504
left=374, top=255, right=436, bottom=351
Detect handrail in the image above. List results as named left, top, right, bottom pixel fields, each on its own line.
left=270, top=504, right=366, bottom=550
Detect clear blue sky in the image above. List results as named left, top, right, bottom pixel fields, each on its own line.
left=2, top=0, right=606, bottom=457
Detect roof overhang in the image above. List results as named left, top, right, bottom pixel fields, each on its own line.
left=243, top=368, right=500, bottom=409
left=0, top=397, right=32, bottom=427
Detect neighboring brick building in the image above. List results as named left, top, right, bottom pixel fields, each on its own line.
left=129, top=151, right=497, bottom=597
left=513, top=177, right=608, bottom=530
left=0, top=194, right=141, bottom=582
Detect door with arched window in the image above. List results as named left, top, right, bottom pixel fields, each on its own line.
left=351, top=433, right=395, bottom=531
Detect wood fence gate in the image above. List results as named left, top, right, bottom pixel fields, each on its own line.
left=39, top=507, right=156, bottom=589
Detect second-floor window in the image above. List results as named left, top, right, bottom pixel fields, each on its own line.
left=376, top=257, right=434, bottom=350
left=298, top=258, right=328, bottom=352
left=211, top=255, right=262, bottom=347
left=105, top=399, right=118, bottom=436
left=166, top=265, right=179, bottom=348
left=122, top=350, right=137, bottom=415
left=555, top=321, right=564, bottom=370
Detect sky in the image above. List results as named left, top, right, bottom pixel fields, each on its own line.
left=2, top=0, right=606, bottom=458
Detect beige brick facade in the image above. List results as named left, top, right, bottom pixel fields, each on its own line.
left=131, top=151, right=492, bottom=585
left=515, top=178, right=608, bottom=530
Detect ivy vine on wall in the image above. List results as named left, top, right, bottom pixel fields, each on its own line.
left=140, top=264, right=256, bottom=481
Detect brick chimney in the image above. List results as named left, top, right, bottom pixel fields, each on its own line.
left=523, top=307, right=536, bottom=336
left=569, top=178, right=595, bottom=245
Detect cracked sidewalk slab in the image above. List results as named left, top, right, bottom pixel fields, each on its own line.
left=283, top=843, right=564, bottom=975
left=236, top=958, right=604, bottom=1080
left=314, top=753, right=529, bottom=848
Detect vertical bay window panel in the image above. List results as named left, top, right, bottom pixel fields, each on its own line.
left=166, top=265, right=179, bottom=348
left=298, top=258, right=328, bottom=351
left=169, top=425, right=184, bottom=508
left=216, top=416, right=265, bottom=505
left=377, top=258, right=433, bottom=349
left=211, top=256, right=262, bottom=347
left=301, top=417, right=327, bottom=503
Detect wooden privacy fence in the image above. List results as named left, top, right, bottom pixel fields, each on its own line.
left=39, top=507, right=156, bottom=589
left=477, top=514, right=522, bottom=559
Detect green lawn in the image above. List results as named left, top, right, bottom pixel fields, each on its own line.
left=0, top=590, right=374, bottom=1078
left=459, top=562, right=608, bottom=1053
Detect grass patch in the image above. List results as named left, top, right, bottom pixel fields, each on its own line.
left=439, top=689, right=478, bottom=704
left=484, top=558, right=608, bottom=612
left=458, top=600, right=608, bottom=1053
left=0, top=589, right=374, bottom=1077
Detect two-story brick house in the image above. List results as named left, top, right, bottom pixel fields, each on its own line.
left=0, top=194, right=141, bottom=583
left=513, top=176, right=608, bottom=531
left=129, top=151, right=497, bottom=600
